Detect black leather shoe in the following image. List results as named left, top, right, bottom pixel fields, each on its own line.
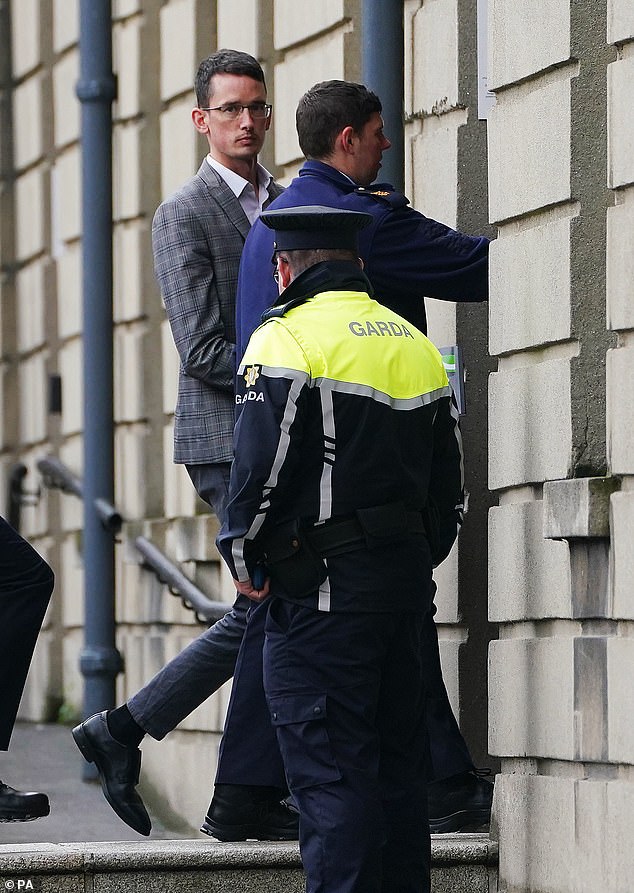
left=428, top=769, right=494, bottom=834
left=201, top=784, right=299, bottom=841
left=72, top=711, right=151, bottom=836
left=0, top=781, right=50, bottom=822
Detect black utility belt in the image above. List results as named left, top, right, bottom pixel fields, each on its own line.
left=309, top=506, right=426, bottom=558
left=257, top=502, right=425, bottom=598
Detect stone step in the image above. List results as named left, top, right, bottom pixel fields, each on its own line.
left=0, top=834, right=497, bottom=892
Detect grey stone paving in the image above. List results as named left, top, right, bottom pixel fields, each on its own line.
left=0, top=722, right=191, bottom=844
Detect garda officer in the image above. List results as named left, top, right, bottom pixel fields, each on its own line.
left=216, top=205, right=465, bottom=893
left=210, top=78, right=491, bottom=838
left=235, top=78, right=489, bottom=359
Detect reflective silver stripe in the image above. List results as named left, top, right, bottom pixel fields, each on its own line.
left=449, top=397, right=465, bottom=542
left=239, top=363, right=309, bottom=380
left=318, top=564, right=331, bottom=612
left=451, top=397, right=465, bottom=500
left=264, top=375, right=305, bottom=490
left=318, top=388, right=335, bottom=523
left=239, top=363, right=450, bottom=409
left=239, top=362, right=450, bottom=410
left=312, top=377, right=452, bottom=409
left=231, top=376, right=305, bottom=580
left=231, top=538, right=249, bottom=582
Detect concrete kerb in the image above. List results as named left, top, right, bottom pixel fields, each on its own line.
left=0, top=841, right=304, bottom=893
left=0, top=835, right=498, bottom=892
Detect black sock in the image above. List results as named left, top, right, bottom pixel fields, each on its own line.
left=106, top=704, right=146, bottom=748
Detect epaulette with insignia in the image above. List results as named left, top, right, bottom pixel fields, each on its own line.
left=354, top=186, right=410, bottom=209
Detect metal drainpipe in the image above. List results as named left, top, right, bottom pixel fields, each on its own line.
left=75, top=0, right=122, bottom=770
left=361, top=0, right=405, bottom=192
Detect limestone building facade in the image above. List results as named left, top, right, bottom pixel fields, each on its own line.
left=0, top=2, right=632, bottom=890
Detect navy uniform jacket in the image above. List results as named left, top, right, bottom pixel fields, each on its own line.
left=218, top=263, right=464, bottom=614
left=235, top=159, right=489, bottom=359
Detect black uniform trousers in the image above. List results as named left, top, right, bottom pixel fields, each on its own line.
left=215, top=590, right=474, bottom=789
left=263, top=598, right=430, bottom=893
left=0, top=516, right=54, bottom=750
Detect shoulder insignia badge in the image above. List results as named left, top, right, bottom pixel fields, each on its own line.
left=244, top=365, right=260, bottom=387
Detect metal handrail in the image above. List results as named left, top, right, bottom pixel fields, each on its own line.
left=36, top=454, right=227, bottom=623
left=37, top=454, right=83, bottom=497
left=134, top=536, right=228, bottom=623
left=37, top=455, right=122, bottom=532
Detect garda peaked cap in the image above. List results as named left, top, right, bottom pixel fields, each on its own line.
left=260, top=205, right=372, bottom=252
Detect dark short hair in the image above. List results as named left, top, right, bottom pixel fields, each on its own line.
left=195, top=49, right=266, bottom=108
left=280, top=248, right=359, bottom=279
left=296, top=80, right=382, bottom=159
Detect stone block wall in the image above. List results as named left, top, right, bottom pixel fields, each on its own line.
left=1, top=0, right=62, bottom=721
left=487, top=0, right=633, bottom=890
left=605, top=3, right=634, bottom=886
left=0, top=0, right=494, bottom=827
left=12, top=0, right=627, bottom=857
left=0, top=1, right=232, bottom=820
left=407, top=0, right=493, bottom=767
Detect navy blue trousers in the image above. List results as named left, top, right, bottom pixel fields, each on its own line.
left=0, top=516, right=54, bottom=750
left=128, top=462, right=472, bottom=788
left=263, top=599, right=429, bottom=893
left=215, top=595, right=473, bottom=788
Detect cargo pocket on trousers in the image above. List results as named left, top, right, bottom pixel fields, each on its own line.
left=269, top=693, right=342, bottom=790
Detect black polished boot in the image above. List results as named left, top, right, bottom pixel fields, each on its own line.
left=428, top=769, right=494, bottom=833
left=201, top=784, right=299, bottom=841
left=72, top=711, right=151, bottom=836
left=0, top=781, right=50, bottom=822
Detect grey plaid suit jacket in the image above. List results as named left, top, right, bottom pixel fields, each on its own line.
left=152, top=160, right=283, bottom=465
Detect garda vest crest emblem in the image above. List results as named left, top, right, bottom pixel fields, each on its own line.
left=244, top=365, right=260, bottom=387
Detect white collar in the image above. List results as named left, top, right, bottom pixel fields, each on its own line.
left=206, top=155, right=272, bottom=196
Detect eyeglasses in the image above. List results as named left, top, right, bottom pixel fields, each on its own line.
left=272, top=255, right=288, bottom=284
left=202, top=102, right=272, bottom=120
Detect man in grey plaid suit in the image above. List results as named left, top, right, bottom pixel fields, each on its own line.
left=72, top=49, right=296, bottom=841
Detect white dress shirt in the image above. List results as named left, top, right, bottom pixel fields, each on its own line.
left=207, top=155, right=274, bottom=224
